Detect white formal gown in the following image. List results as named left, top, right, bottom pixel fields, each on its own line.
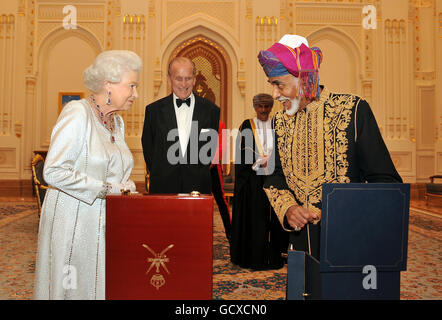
left=33, top=99, right=134, bottom=300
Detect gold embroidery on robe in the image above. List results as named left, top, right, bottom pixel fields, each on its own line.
left=263, top=186, right=298, bottom=231
left=272, top=87, right=357, bottom=219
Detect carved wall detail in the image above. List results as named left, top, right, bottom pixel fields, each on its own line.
left=165, top=1, right=236, bottom=31
left=0, top=14, right=16, bottom=137
left=0, top=148, right=16, bottom=168
left=36, top=3, right=106, bottom=48
left=384, top=19, right=408, bottom=140
left=121, top=13, right=146, bottom=137
left=26, top=0, right=35, bottom=75
left=170, top=36, right=229, bottom=126
left=255, top=15, right=279, bottom=94
left=194, top=71, right=216, bottom=103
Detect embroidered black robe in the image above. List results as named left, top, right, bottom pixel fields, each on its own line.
left=263, top=87, right=402, bottom=260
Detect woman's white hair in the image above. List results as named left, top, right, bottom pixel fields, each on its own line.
left=83, top=50, right=142, bottom=93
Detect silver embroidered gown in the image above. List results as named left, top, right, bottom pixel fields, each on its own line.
left=33, top=99, right=134, bottom=300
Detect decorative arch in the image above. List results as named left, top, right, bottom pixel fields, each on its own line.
left=162, top=13, right=240, bottom=62
left=37, top=26, right=103, bottom=62
left=36, top=26, right=102, bottom=147
left=169, top=36, right=229, bottom=126
left=161, top=20, right=238, bottom=128
left=306, top=26, right=362, bottom=95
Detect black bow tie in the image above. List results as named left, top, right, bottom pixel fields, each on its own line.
left=176, top=97, right=191, bottom=107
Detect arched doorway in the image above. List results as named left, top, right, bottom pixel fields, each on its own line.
left=169, top=36, right=229, bottom=126
left=307, top=27, right=361, bottom=95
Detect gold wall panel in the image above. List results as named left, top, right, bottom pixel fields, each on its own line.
left=437, top=153, right=442, bottom=173
left=0, top=148, right=16, bottom=168
left=417, top=86, right=436, bottom=147
left=390, top=152, right=413, bottom=172
left=36, top=3, right=106, bottom=48
left=165, top=1, right=236, bottom=30
left=417, top=155, right=435, bottom=179
left=295, top=6, right=362, bottom=25
left=37, top=4, right=104, bottom=20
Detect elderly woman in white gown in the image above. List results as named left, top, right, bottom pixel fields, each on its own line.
left=33, top=50, right=142, bottom=300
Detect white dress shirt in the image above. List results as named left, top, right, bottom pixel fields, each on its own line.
left=173, top=92, right=195, bottom=155
left=253, top=117, right=273, bottom=156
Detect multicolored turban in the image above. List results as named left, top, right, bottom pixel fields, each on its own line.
left=253, top=93, right=274, bottom=108
left=258, top=34, right=323, bottom=99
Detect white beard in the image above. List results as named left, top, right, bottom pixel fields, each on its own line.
left=278, top=96, right=301, bottom=116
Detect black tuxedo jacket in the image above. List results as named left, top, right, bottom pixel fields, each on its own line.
left=141, top=93, right=220, bottom=194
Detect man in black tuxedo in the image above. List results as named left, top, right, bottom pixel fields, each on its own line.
left=141, top=57, right=220, bottom=194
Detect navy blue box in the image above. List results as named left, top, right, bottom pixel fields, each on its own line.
left=287, top=183, right=410, bottom=300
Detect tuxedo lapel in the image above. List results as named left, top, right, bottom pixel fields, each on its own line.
left=161, top=94, right=179, bottom=132
left=191, top=95, right=207, bottom=129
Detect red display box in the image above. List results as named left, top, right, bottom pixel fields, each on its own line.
left=106, top=194, right=213, bottom=300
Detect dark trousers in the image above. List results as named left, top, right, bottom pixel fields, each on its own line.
left=210, top=165, right=231, bottom=241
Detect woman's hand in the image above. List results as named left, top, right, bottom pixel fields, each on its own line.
left=123, top=180, right=136, bottom=192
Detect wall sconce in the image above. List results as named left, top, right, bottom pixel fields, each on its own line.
left=256, top=16, right=278, bottom=26
left=123, top=14, right=145, bottom=24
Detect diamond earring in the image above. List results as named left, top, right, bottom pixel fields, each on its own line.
left=106, top=91, right=111, bottom=105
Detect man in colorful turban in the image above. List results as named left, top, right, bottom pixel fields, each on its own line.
left=258, top=35, right=402, bottom=260
left=258, top=34, right=323, bottom=116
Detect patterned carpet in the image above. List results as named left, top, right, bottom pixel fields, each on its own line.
left=0, top=199, right=440, bottom=300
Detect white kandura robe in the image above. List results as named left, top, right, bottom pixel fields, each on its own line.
left=33, top=99, right=133, bottom=300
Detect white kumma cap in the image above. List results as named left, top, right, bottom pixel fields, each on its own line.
left=278, top=34, right=309, bottom=49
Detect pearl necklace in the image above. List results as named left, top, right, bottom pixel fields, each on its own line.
left=90, top=95, right=116, bottom=143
